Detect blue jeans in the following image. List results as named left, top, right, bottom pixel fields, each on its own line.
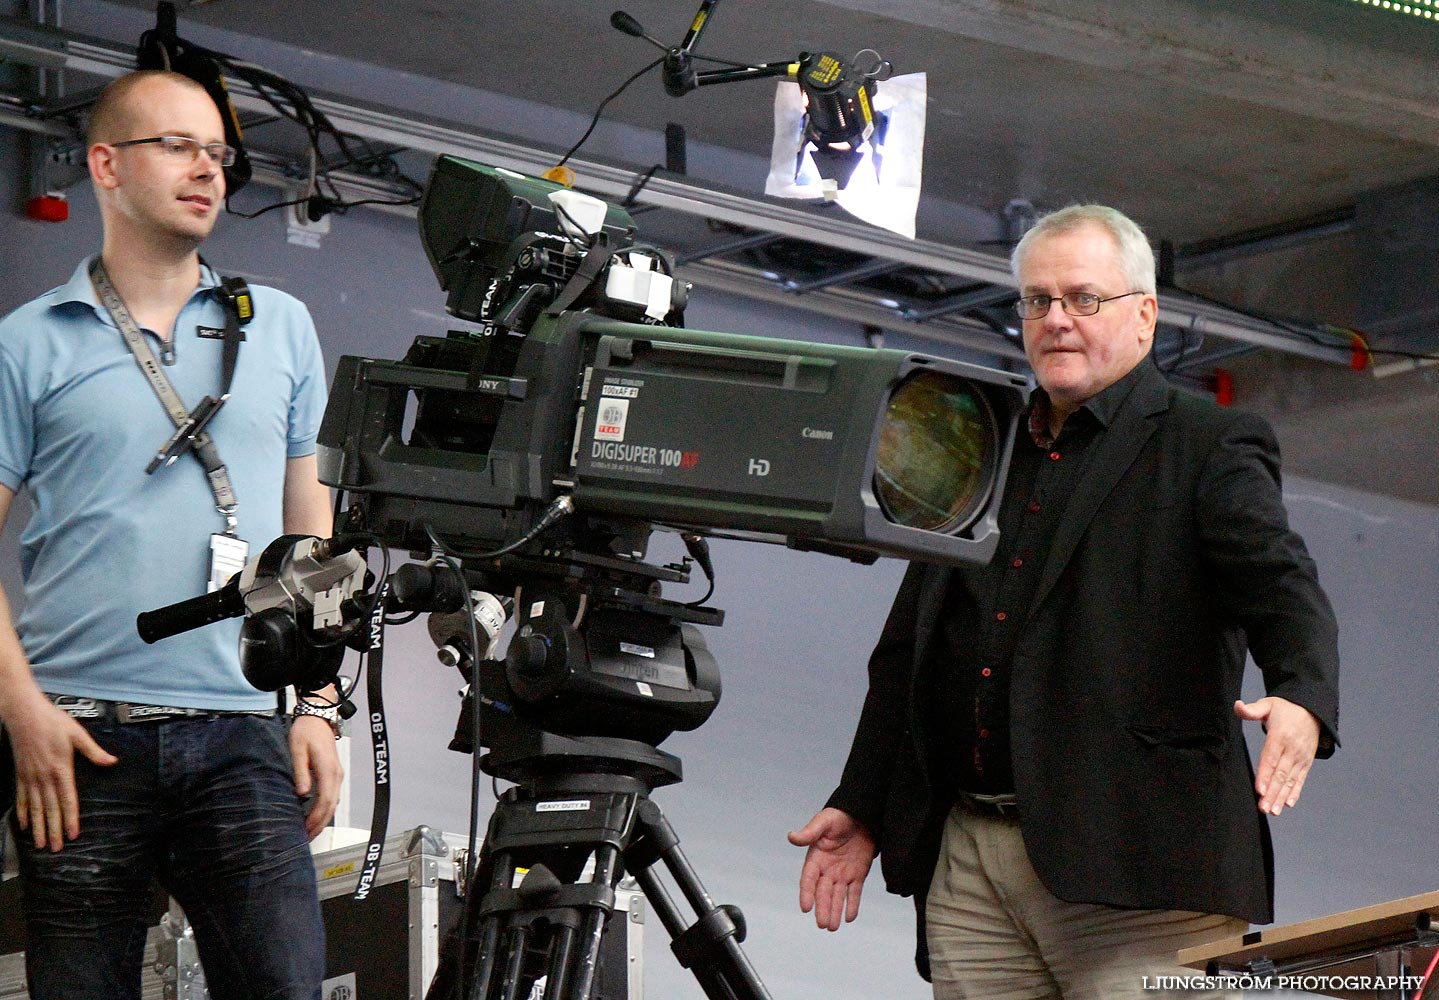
left=12, top=709, right=325, bottom=1000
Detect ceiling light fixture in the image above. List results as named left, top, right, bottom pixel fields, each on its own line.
left=613, top=2, right=926, bottom=238
left=1342, top=0, right=1439, bottom=20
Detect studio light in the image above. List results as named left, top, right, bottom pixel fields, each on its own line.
left=766, top=62, right=926, bottom=238
left=613, top=3, right=927, bottom=237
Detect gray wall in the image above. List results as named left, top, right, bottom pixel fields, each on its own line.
left=2, top=68, right=1438, bottom=1000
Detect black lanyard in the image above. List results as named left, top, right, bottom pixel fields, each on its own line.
left=354, top=580, right=392, bottom=901
left=89, top=257, right=245, bottom=536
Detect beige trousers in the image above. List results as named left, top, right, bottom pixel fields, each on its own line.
left=925, top=804, right=1248, bottom=1000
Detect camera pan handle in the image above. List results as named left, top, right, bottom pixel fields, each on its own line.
left=136, top=577, right=246, bottom=644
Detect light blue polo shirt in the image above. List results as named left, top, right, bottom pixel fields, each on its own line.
left=0, top=256, right=328, bottom=710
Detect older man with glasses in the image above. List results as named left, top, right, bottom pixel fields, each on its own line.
left=792, top=204, right=1341, bottom=1000
left=0, top=70, right=337, bottom=999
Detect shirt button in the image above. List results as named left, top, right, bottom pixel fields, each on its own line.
left=1049, top=451, right=1061, bottom=461
left=978, top=728, right=990, bottom=739
left=1012, top=557, right=1024, bottom=568
left=995, top=611, right=1007, bottom=622
left=981, top=668, right=992, bottom=678
left=1027, top=501, right=1041, bottom=514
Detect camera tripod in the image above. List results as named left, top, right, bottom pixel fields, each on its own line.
left=426, top=717, right=773, bottom=1000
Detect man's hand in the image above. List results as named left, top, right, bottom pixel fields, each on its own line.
left=1233, top=696, right=1320, bottom=816
left=290, top=714, right=344, bottom=839
left=788, top=807, right=876, bottom=931
left=6, top=691, right=117, bottom=851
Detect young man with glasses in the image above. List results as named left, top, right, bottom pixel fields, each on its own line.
left=792, top=205, right=1340, bottom=999
left=0, top=70, right=337, bottom=998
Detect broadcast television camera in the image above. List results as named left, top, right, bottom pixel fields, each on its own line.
left=317, top=155, right=1027, bottom=572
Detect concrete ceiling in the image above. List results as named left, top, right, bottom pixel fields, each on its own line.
left=69, top=0, right=1439, bottom=504
left=96, top=0, right=1439, bottom=243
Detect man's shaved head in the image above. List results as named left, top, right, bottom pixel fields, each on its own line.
left=87, top=70, right=213, bottom=147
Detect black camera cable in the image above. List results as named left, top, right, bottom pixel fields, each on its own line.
left=682, top=533, right=716, bottom=607
left=422, top=495, right=576, bottom=562
left=554, top=57, right=665, bottom=171
left=411, top=538, right=506, bottom=984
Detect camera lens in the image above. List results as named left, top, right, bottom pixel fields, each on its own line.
left=875, top=370, right=999, bottom=534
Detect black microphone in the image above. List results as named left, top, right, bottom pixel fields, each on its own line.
left=611, top=10, right=670, bottom=52
left=610, top=10, right=645, bottom=36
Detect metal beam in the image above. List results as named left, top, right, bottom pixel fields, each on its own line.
left=674, top=231, right=783, bottom=266
left=680, top=259, right=1029, bottom=363
left=0, top=14, right=1357, bottom=369
left=1157, top=299, right=1350, bottom=366
left=0, top=97, right=69, bottom=138
left=0, top=15, right=1019, bottom=284
left=783, top=258, right=905, bottom=294
left=904, top=285, right=1018, bottom=322
left=0, top=16, right=66, bottom=68
left=1179, top=208, right=1356, bottom=271
left=1156, top=340, right=1256, bottom=375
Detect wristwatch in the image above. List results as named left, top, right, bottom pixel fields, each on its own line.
left=292, top=698, right=344, bottom=740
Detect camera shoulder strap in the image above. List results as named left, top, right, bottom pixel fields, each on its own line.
left=353, top=579, right=392, bottom=901
left=544, top=235, right=619, bottom=317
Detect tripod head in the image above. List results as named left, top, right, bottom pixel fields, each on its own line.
left=381, top=518, right=725, bottom=759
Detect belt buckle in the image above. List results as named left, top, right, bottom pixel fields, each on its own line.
left=116, top=703, right=195, bottom=724
left=48, top=695, right=103, bottom=719
left=960, top=791, right=1020, bottom=818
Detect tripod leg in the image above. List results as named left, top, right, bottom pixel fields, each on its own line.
left=628, top=799, right=773, bottom=1000
left=460, top=835, right=518, bottom=1000
left=499, top=925, right=531, bottom=1000
left=544, top=923, right=577, bottom=1000
left=465, top=917, right=502, bottom=1000
left=633, top=868, right=744, bottom=1000
left=562, top=842, right=625, bottom=1000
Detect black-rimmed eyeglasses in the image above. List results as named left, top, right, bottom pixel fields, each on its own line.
left=111, top=135, right=237, bottom=168
left=1014, top=290, right=1145, bottom=320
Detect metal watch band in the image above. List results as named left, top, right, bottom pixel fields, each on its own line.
left=292, top=698, right=343, bottom=740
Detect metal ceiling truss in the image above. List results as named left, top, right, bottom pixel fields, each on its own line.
left=0, top=13, right=1354, bottom=371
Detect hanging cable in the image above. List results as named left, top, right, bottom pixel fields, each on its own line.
left=555, top=56, right=665, bottom=170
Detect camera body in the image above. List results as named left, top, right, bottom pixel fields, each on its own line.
left=317, top=156, right=1026, bottom=568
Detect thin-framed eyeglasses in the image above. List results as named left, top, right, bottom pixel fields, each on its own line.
left=1013, top=290, right=1145, bottom=320
left=111, top=135, right=237, bottom=168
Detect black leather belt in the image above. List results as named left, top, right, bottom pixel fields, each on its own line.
left=956, top=791, right=1020, bottom=818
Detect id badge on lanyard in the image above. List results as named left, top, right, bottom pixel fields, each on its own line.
left=209, top=532, right=250, bottom=592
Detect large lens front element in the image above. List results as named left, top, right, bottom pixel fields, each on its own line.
left=875, top=370, right=999, bottom=534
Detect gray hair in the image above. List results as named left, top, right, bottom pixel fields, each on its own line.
left=1010, top=204, right=1157, bottom=295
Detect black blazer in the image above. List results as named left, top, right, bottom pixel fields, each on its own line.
left=829, top=360, right=1340, bottom=934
